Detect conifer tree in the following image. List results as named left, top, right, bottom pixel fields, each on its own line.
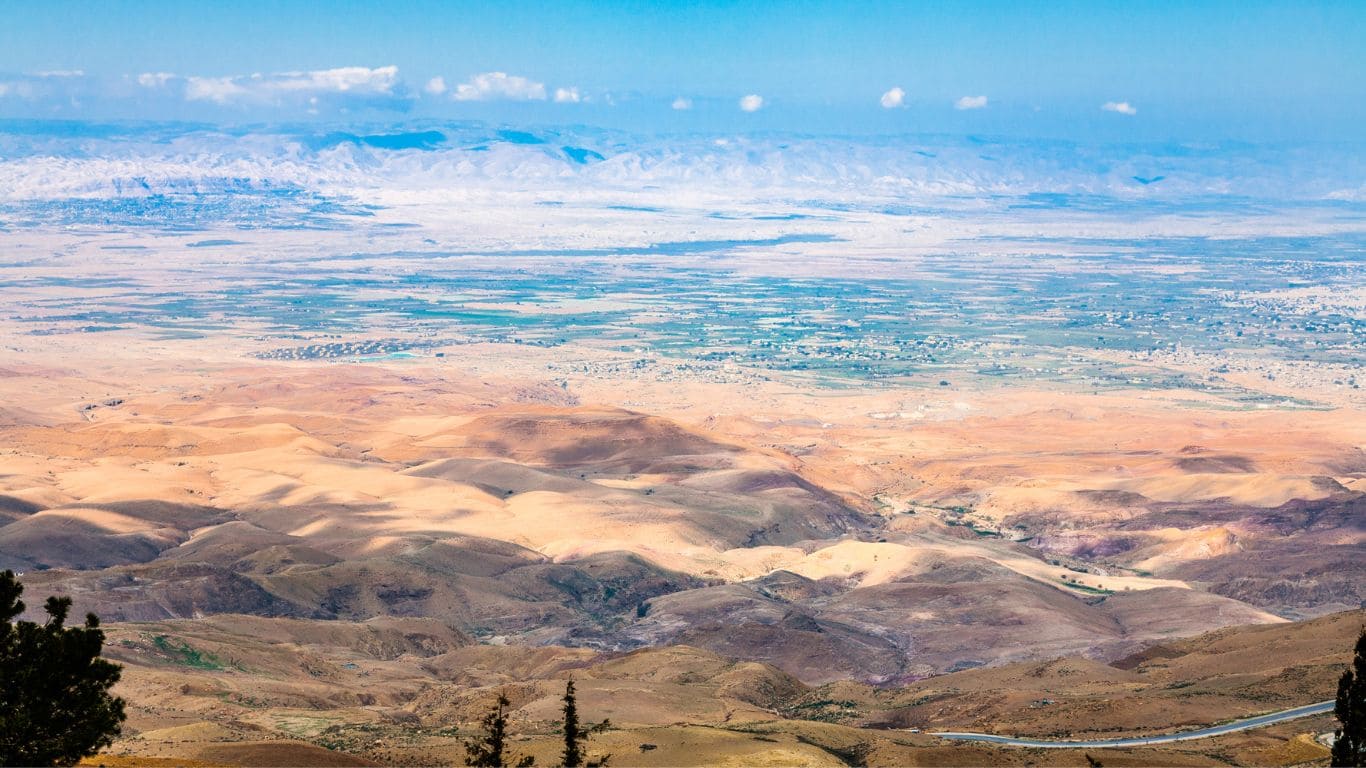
left=0, top=570, right=126, bottom=767
left=465, top=691, right=533, bottom=768
left=561, top=678, right=609, bottom=768
left=1333, top=629, right=1366, bottom=767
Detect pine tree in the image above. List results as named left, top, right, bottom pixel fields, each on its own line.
left=1333, top=629, right=1366, bottom=767
left=465, top=691, right=533, bottom=768
left=561, top=678, right=609, bottom=768
left=0, top=569, right=126, bottom=766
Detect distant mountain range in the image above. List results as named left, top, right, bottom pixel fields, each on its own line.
left=1, top=121, right=1362, bottom=213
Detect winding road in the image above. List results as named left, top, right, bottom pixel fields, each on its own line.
left=932, top=700, right=1335, bottom=749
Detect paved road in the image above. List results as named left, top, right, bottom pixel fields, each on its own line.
left=932, top=700, right=1335, bottom=749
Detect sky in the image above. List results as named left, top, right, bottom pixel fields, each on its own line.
left=1, top=0, right=1363, bottom=140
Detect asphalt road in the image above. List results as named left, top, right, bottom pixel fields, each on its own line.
left=932, top=700, right=1335, bottom=748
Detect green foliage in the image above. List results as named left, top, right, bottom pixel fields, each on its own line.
left=149, top=634, right=226, bottom=669
left=561, top=678, right=610, bottom=768
left=0, top=569, right=127, bottom=766
left=562, top=679, right=582, bottom=768
left=1058, top=579, right=1115, bottom=596
left=1333, top=629, right=1366, bottom=767
left=780, top=697, right=862, bottom=722
left=464, top=691, right=533, bottom=768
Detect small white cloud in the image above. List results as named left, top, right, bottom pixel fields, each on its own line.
left=1102, top=100, right=1137, bottom=115
left=955, top=95, right=988, bottom=110
left=553, top=86, right=581, bottom=103
left=183, top=65, right=402, bottom=104
left=671, top=96, right=693, bottom=110
left=880, top=87, right=905, bottom=109
left=739, top=94, right=764, bottom=112
left=185, top=76, right=249, bottom=103
left=424, top=76, right=446, bottom=96
left=137, top=72, right=176, bottom=88
left=270, top=65, right=399, bottom=94
left=0, top=71, right=101, bottom=107
left=0, top=80, right=34, bottom=99
left=452, top=71, right=546, bottom=101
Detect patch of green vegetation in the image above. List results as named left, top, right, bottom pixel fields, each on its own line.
left=149, top=634, right=229, bottom=670
left=909, top=694, right=950, bottom=707
left=780, top=698, right=863, bottom=723
left=213, top=691, right=268, bottom=709
left=1059, top=580, right=1115, bottom=596
left=784, top=698, right=860, bottom=712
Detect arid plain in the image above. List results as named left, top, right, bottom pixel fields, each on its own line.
left=2, top=201, right=1363, bottom=766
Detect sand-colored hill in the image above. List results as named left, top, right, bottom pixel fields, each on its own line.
left=2, top=358, right=1358, bottom=681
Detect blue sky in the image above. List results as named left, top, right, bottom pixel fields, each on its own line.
left=2, top=0, right=1363, bottom=140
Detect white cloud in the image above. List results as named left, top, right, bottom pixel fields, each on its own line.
left=671, top=96, right=693, bottom=111
left=739, top=94, right=764, bottom=112
left=1102, top=100, right=1137, bottom=115
left=185, top=76, right=250, bottom=104
left=553, top=86, right=581, bottom=103
left=880, top=87, right=905, bottom=109
left=955, top=95, right=988, bottom=110
left=424, top=76, right=447, bottom=96
left=182, top=66, right=402, bottom=105
left=0, top=80, right=36, bottom=100
left=0, top=71, right=92, bottom=103
left=269, top=65, right=399, bottom=94
left=137, top=72, right=176, bottom=88
left=451, top=72, right=546, bottom=101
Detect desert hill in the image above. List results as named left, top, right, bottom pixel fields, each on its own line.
left=3, top=364, right=1312, bottom=685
